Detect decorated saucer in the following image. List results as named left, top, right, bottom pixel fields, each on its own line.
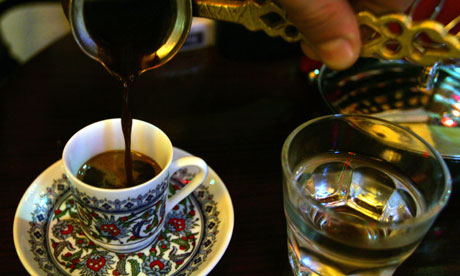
left=14, top=148, right=234, bottom=276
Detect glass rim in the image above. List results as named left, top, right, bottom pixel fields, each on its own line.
left=281, top=114, right=452, bottom=228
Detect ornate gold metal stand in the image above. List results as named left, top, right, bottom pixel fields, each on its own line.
left=358, top=11, right=460, bottom=66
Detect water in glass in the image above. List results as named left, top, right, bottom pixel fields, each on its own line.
left=285, top=152, right=425, bottom=276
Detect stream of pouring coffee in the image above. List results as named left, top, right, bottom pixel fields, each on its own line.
left=83, top=0, right=177, bottom=186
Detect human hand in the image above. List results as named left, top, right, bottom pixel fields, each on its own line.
left=278, top=0, right=413, bottom=70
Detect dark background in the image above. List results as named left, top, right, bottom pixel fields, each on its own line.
left=1, top=23, right=459, bottom=275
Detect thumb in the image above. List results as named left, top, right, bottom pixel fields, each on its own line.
left=279, top=0, right=361, bottom=70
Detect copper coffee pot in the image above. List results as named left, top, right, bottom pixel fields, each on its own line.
left=62, top=0, right=460, bottom=71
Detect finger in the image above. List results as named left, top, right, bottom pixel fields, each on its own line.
left=300, top=41, right=320, bottom=61
left=279, top=0, right=361, bottom=70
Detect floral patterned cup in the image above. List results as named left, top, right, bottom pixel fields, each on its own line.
left=63, top=119, right=208, bottom=253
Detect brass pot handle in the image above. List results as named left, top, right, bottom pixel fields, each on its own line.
left=193, top=0, right=302, bottom=42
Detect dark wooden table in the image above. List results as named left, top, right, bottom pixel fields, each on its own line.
left=1, top=33, right=459, bottom=276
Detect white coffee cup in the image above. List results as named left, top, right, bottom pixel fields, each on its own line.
left=63, top=119, right=208, bottom=252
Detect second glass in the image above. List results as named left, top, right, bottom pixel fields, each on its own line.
left=282, top=114, right=451, bottom=276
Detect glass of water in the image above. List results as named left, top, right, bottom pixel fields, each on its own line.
left=282, top=114, right=451, bottom=276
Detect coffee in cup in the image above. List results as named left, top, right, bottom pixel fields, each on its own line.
left=76, top=150, right=162, bottom=189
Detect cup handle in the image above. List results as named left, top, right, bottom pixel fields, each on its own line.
left=165, top=156, right=208, bottom=214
